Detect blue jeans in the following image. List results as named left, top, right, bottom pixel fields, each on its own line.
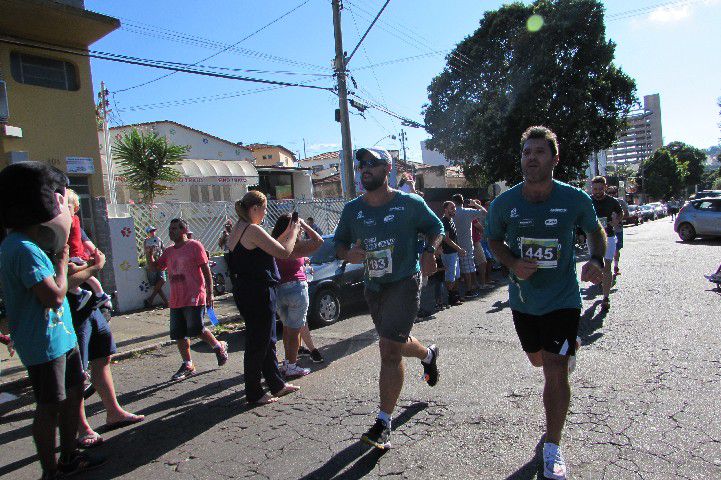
left=277, top=281, right=309, bottom=329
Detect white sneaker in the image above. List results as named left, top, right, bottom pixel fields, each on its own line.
left=568, top=336, right=581, bottom=374
left=543, top=442, right=567, bottom=480
left=283, top=362, right=310, bottom=378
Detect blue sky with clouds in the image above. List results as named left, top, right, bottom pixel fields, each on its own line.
left=85, top=0, right=721, bottom=162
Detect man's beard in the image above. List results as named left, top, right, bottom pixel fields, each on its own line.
left=522, top=165, right=553, bottom=184
left=361, top=173, right=385, bottom=191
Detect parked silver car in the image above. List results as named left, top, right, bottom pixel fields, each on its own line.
left=674, top=198, right=721, bottom=241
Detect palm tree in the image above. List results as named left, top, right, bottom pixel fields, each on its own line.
left=113, top=128, right=188, bottom=206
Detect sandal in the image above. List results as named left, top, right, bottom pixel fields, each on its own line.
left=249, top=392, right=278, bottom=405
left=77, top=432, right=103, bottom=449
left=274, top=383, right=300, bottom=398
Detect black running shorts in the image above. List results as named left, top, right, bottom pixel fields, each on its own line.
left=511, top=308, right=580, bottom=356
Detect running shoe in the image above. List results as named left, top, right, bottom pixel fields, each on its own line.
left=214, top=341, right=228, bottom=366
left=283, top=362, right=310, bottom=378
left=91, top=293, right=112, bottom=311
left=298, top=345, right=312, bottom=357
left=309, top=349, right=324, bottom=363
left=58, top=450, right=107, bottom=476
left=422, top=344, right=439, bottom=386
left=542, top=442, right=567, bottom=480
left=171, top=363, right=196, bottom=381
left=705, top=274, right=721, bottom=282
left=74, top=289, right=93, bottom=311
left=361, top=419, right=391, bottom=450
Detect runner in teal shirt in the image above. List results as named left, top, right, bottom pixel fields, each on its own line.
left=485, top=180, right=599, bottom=315
left=334, top=191, right=443, bottom=290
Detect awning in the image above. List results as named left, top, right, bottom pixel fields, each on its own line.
left=173, top=159, right=259, bottom=186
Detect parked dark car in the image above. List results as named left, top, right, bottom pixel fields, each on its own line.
left=625, top=205, right=642, bottom=225
left=639, top=205, right=656, bottom=221
left=306, top=236, right=365, bottom=327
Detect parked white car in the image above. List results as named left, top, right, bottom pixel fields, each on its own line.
left=674, top=198, right=721, bottom=241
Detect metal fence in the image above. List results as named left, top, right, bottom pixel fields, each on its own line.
left=113, top=198, right=347, bottom=259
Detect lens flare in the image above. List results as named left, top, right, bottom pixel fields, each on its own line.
left=527, top=14, right=544, bottom=32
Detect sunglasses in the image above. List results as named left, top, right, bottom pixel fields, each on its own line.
left=358, top=158, right=388, bottom=169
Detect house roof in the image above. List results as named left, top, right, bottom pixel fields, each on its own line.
left=110, top=121, right=253, bottom=154
left=245, top=143, right=296, bottom=158
left=301, top=151, right=341, bottom=163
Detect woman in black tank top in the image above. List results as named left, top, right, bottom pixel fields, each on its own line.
left=226, top=191, right=302, bottom=404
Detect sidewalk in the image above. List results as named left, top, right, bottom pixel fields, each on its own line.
left=0, top=294, right=243, bottom=393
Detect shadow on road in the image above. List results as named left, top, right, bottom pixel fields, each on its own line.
left=504, top=435, right=544, bottom=479
left=487, top=299, right=510, bottom=314
left=578, top=300, right=607, bottom=346
left=299, top=401, right=428, bottom=480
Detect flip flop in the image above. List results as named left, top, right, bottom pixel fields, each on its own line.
left=99, top=414, right=145, bottom=432
left=77, top=432, right=103, bottom=449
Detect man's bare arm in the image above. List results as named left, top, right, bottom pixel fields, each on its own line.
left=585, top=225, right=607, bottom=260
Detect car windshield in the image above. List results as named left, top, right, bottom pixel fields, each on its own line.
left=310, top=236, right=339, bottom=264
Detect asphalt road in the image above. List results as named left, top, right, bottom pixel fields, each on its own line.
left=1, top=218, right=720, bottom=480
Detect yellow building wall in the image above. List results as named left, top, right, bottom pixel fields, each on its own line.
left=253, top=147, right=296, bottom=167
left=0, top=44, right=104, bottom=196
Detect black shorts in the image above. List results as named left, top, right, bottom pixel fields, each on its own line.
left=27, top=346, right=85, bottom=404
left=75, top=308, right=117, bottom=370
left=511, top=308, right=580, bottom=356
left=364, top=274, right=420, bottom=343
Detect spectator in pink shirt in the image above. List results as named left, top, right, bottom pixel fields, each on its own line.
left=152, top=218, right=229, bottom=381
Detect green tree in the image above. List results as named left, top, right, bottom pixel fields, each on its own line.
left=423, top=0, right=636, bottom=184
left=666, top=141, right=706, bottom=188
left=113, top=128, right=187, bottom=205
left=641, top=148, right=687, bottom=199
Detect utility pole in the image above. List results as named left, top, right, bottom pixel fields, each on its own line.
left=399, top=129, right=407, bottom=163
left=98, top=82, right=116, bottom=205
left=331, top=0, right=355, bottom=198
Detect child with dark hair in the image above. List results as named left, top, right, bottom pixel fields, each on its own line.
left=0, top=162, right=105, bottom=479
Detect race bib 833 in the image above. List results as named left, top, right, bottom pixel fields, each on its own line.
left=366, top=249, right=393, bottom=278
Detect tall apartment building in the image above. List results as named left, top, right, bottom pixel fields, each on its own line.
left=604, top=93, right=663, bottom=166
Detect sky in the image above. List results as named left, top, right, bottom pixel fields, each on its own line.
left=84, top=0, right=721, bottom=163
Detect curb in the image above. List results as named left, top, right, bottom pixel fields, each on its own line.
left=0, top=315, right=246, bottom=394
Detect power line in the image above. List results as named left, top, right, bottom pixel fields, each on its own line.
left=116, top=0, right=315, bottom=93
left=0, top=36, right=337, bottom=92
left=346, top=0, right=391, bottom=64
left=607, top=0, right=703, bottom=20
left=117, top=78, right=333, bottom=112
left=344, top=0, right=470, bottom=68
left=347, top=4, right=389, bottom=108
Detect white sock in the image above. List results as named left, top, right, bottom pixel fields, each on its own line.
left=94, top=291, right=106, bottom=297
left=377, top=411, right=392, bottom=428
left=183, top=360, right=192, bottom=367
left=422, top=348, right=434, bottom=364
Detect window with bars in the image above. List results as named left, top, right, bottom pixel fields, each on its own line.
left=10, top=52, right=79, bottom=91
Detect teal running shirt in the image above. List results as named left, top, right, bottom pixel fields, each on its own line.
left=484, top=180, right=600, bottom=315
left=334, top=191, right=444, bottom=290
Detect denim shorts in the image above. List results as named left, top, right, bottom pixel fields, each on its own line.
left=146, top=268, right=167, bottom=286
left=169, top=306, right=207, bottom=340
left=277, top=281, right=309, bottom=329
left=441, top=252, right=460, bottom=282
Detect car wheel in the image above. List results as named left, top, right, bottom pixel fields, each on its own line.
left=310, top=287, right=341, bottom=327
left=678, top=222, right=696, bottom=242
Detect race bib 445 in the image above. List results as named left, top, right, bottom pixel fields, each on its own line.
left=520, top=237, right=559, bottom=269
